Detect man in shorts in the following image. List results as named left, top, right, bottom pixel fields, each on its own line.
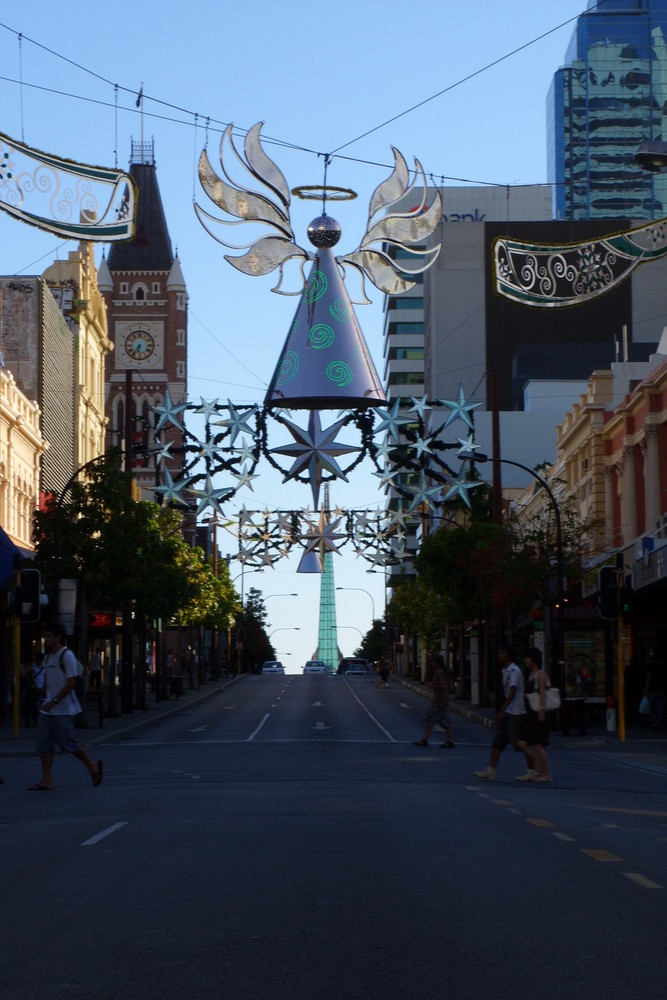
left=474, top=644, right=534, bottom=781
left=27, top=622, right=102, bottom=792
left=413, top=653, right=455, bottom=749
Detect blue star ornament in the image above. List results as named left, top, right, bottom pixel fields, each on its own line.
left=195, top=397, right=220, bottom=421
left=271, top=411, right=358, bottom=507
left=456, top=435, right=483, bottom=460
left=373, top=400, right=411, bottom=444
left=442, top=467, right=484, bottom=508
left=187, top=474, right=235, bottom=517
left=408, top=395, right=432, bottom=420
left=153, top=388, right=189, bottom=433
left=154, top=469, right=194, bottom=506
left=215, top=400, right=257, bottom=446
left=406, top=470, right=443, bottom=514
left=438, top=383, right=482, bottom=430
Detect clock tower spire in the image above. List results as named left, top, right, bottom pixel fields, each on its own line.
left=103, top=139, right=188, bottom=496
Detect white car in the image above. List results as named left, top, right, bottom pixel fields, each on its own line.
left=303, top=660, right=327, bottom=674
left=261, top=661, right=285, bottom=675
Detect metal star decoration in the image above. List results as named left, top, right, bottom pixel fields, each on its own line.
left=373, top=400, right=412, bottom=444
left=271, top=411, right=358, bottom=506
left=153, top=388, right=189, bottom=433
left=442, top=468, right=484, bottom=508
left=301, top=509, right=346, bottom=558
left=406, top=470, right=444, bottom=514
left=187, top=474, right=235, bottom=517
left=438, top=384, right=482, bottom=430
left=215, top=400, right=257, bottom=445
left=154, top=469, right=194, bottom=506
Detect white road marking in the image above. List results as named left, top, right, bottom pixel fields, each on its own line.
left=313, top=721, right=329, bottom=730
left=552, top=832, right=576, bottom=842
left=247, top=713, right=270, bottom=741
left=623, top=872, right=662, bottom=889
left=344, top=680, right=395, bottom=741
left=82, top=822, right=127, bottom=847
left=189, top=725, right=208, bottom=732
left=399, top=703, right=411, bottom=708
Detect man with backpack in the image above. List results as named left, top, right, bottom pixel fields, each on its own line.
left=27, top=622, right=102, bottom=792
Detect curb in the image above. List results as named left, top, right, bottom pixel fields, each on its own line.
left=0, top=675, right=243, bottom=757
left=397, top=678, right=495, bottom=729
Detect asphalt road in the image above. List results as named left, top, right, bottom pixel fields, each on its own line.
left=2, top=674, right=666, bottom=1000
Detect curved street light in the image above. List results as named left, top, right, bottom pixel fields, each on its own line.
left=270, top=626, right=301, bottom=638
left=336, top=586, right=375, bottom=622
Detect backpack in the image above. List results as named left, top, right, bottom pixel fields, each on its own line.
left=57, top=648, right=87, bottom=700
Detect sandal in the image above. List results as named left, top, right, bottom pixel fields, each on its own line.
left=28, top=783, right=54, bottom=791
left=92, top=760, right=103, bottom=787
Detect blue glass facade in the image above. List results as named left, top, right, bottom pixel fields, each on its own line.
left=548, top=0, right=667, bottom=218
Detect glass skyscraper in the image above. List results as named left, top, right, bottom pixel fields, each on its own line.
left=548, top=0, right=667, bottom=219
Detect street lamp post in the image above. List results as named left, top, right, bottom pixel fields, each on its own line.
left=335, top=586, right=376, bottom=623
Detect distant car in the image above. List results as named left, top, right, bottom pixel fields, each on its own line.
left=303, top=660, right=327, bottom=674
left=339, top=657, right=373, bottom=676
left=261, top=661, right=285, bottom=675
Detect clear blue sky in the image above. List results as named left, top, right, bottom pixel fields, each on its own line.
left=0, top=1, right=588, bottom=670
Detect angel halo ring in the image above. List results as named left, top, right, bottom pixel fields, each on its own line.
left=291, top=185, right=357, bottom=201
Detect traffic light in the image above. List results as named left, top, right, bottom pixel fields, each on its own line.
left=598, top=566, right=618, bottom=620
left=620, top=582, right=634, bottom=620
left=17, top=567, right=42, bottom=622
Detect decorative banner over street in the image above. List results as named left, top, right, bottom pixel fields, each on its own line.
left=493, top=216, right=667, bottom=307
left=0, top=131, right=137, bottom=241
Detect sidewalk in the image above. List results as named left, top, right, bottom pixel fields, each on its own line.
left=0, top=674, right=240, bottom=757
left=397, top=675, right=667, bottom=754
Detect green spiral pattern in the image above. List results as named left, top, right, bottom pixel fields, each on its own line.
left=304, top=269, right=328, bottom=303
left=308, top=324, right=335, bottom=349
left=326, top=360, right=353, bottom=387
left=330, top=298, right=352, bottom=323
left=277, top=351, right=299, bottom=384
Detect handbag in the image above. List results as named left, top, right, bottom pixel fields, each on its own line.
left=527, top=674, right=561, bottom=712
left=638, top=695, right=651, bottom=715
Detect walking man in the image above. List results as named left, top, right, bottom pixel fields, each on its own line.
left=413, top=653, right=455, bottom=749
left=28, top=623, right=102, bottom=792
left=474, top=644, right=535, bottom=781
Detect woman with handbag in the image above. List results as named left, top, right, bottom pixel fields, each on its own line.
left=520, top=647, right=552, bottom=784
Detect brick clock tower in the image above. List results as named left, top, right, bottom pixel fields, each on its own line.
left=100, top=139, right=187, bottom=498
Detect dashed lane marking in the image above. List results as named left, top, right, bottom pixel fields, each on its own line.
left=552, top=832, right=576, bottom=842
left=623, top=872, right=662, bottom=889
left=81, top=822, right=127, bottom=847
left=580, top=849, right=622, bottom=862
left=527, top=818, right=555, bottom=828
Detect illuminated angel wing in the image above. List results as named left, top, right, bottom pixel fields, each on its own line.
left=195, top=122, right=311, bottom=293
left=493, top=216, right=667, bottom=307
left=338, top=148, right=442, bottom=299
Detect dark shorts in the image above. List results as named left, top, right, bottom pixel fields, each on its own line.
left=491, top=713, right=526, bottom=752
left=36, top=713, right=80, bottom=754
left=424, top=702, right=451, bottom=730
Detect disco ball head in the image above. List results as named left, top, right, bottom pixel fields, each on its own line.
left=307, top=213, right=341, bottom=248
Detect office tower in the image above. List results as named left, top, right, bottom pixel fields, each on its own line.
left=548, top=0, right=667, bottom=219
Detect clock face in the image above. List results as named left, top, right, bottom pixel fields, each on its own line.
left=125, top=330, right=155, bottom=361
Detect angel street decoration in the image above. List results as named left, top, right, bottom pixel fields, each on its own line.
left=195, top=122, right=441, bottom=410
left=0, top=130, right=137, bottom=241
left=493, top=215, right=667, bottom=307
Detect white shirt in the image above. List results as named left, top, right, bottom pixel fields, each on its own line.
left=503, top=662, right=525, bottom=715
left=40, top=647, right=81, bottom=716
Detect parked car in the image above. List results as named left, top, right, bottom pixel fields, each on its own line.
left=303, top=660, right=327, bottom=674
left=338, top=657, right=373, bottom=676
left=261, top=661, right=285, bottom=675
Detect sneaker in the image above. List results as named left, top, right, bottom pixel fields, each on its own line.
left=474, top=767, right=496, bottom=780
left=439, top=741, right=455, bottom=749
left=533, top=774, right=552, bottom=783
left=515, top=769, right=537, bottom=782
left=413, top=739, right=428, bottom=747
